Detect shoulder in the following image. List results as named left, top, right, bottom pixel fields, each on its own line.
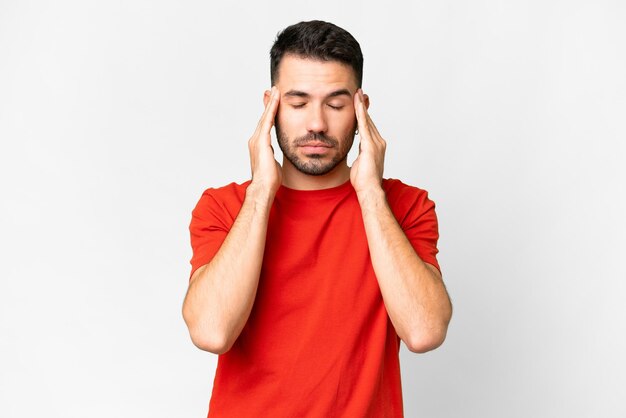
left=383, top=178, right=434, bottom=207
left=382, top=178, right=437, bottom=226
left=202, top=180, right=250, bottom=199
left=199, top=180, right=250, bottom=201
left=192, top=180, right=251, bottom=217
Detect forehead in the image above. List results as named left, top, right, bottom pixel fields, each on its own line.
left=275, top=55, right=358, bottom=93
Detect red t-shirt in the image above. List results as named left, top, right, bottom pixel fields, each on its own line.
left=189, top=179, right=440, bottom=417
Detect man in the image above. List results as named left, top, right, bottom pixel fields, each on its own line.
left=183, top=20, right=452, bottom=417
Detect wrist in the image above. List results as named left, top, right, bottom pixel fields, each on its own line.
left=356, top=184, right=386, bottom=207
left=246, top=181, right=277, bottom=208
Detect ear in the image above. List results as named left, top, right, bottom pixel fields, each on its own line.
left=363, top=93, right=370, bottom=110
left=263, top=89, right=272, bottom=107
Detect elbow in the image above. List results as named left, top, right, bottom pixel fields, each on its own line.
left=189, top=330, right=233, bottom=355
left=182, top=306, right=234, bottom=355
left=403, top=315, right=451, bottom=354
left=404, top=328, right=448, bottom=353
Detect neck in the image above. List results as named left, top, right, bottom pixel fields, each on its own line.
left=281, top=159, right=350, bottom=190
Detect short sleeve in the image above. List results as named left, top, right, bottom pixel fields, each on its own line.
left=189, top=184, right=246, bottom=279
left=384, top=179, right=441, bottom=274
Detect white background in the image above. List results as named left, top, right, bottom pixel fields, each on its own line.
left=1, top=1, right=625, bottom=417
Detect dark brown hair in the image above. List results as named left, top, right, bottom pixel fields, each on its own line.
left=270, top=20, right=364, bottom=87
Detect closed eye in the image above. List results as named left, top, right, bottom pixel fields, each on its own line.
left=291, top=103, right=306, bottom=109
left=328, top=104, right=344, bottom=110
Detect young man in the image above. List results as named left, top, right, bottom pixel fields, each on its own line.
left=183, top=20, right=452, bottom=417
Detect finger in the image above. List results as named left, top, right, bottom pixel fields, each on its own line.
left=354, top=88, right=366, bottom=126
left=253, top=87, right=279, bottom=137
left=357, top=90, right=376, bottom=134
left=259, top=87, right=280, bottom=137
left=354, top=90, right=367, bottom=133
left=254, top=90, right=272, bottom=133
left=358, top=90, right=385, bottom=146
left=354, top=89, right=373, bottom=146
left=366, top=113, right=385, bottom=147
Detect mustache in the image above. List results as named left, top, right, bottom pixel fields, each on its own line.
left=293, top=133, right=339, bottom=147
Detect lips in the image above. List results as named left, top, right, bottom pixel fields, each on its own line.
left=293, top=133, right=338, bottom=156
left=299, top=142, right=333, bottom=155
left=299, top=141, right=332, bottom=148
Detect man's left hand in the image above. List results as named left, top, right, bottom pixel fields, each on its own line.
left=350, top=89, right=386, bottom=195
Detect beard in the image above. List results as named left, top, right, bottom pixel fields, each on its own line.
left=275, top=121, right=357, bottom=176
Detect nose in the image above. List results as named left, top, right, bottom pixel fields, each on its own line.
left=305, top=104, right=328, bottom=133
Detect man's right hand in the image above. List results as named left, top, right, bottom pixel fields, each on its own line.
left=248, top=86, right=282, bottom=196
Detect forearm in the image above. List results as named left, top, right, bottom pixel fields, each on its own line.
left=183, top=184, right=274, bottom=354
left=357, top=187, right=452, bottom=353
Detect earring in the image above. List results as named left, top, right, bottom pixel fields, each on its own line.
left=355, top=129, right=359, bottom=135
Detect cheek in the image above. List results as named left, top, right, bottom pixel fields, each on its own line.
left=331, top=110, right=357, bottom=133
left=278, top=107, right=306, bottom=130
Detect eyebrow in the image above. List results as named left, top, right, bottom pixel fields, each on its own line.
left=283, top=89, right=352, bottom=99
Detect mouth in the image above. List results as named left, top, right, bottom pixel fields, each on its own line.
left=299, top=141, right=332, bottom=148
left=299, top=142, right=333, bottom=155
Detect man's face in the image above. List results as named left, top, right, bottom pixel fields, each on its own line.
left=273, top=55, right=359, bottom=176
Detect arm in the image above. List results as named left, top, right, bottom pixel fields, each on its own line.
left=350, top=89, right=452, bottom=353
left=182, top=87, right=282, bottom=354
